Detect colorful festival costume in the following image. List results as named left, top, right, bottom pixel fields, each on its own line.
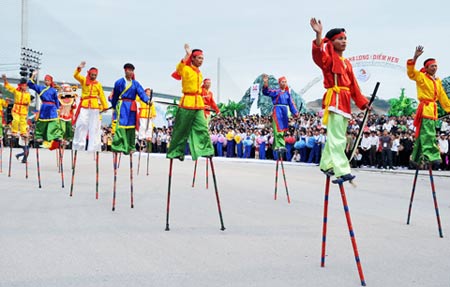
left=262, top=77, right=298, bottom=150
left=0, top=97, right=9, bottom=138
left=111, top=69, right=149, bottom=154
left=28, top=76, right=63, bottom=142
left=58, top=84, right=78, bottom=141
left=312, top=31, right=368, bottom=178
left=407, top=59, right=450, bottom=163
left=73, top=67, right=107, bottom=151
left=3, top=81, right=30, bottom=136
left=136, top=94, right=156, bottom=141
left=167, top=51, right=214, bottom=160
left=201, top=79, right=220, bottom=120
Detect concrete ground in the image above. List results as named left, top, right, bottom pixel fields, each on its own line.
left=0, top=148, right=449, bottom=287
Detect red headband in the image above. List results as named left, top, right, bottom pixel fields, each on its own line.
left=330, top=32, right=346, bottom=41
left=44, top=75, right=55, bottom=87
left=88, top=68, right=98, bottom=75
left=420, top=59, right=437, bottom=73
left=424, top=59, right=437, bottom=68
left=192, top=50, right=203, bottom=57
left=278, top=76, right=287, bottom=84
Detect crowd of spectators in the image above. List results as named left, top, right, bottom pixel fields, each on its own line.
left=6, top=111, right=449, bottom=171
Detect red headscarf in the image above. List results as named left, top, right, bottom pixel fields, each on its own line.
left=278, top=76, right=288, bottom=91
left=44, top=75, right=54, bottom=87
left=86, top=68, right=98, bottom=85
left=323, top=31, right=347, bottom=75
left=17, top=83, right=27, bottom=91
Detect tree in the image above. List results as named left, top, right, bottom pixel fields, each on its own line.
left=165, top=99, right=179, bottom=119
left=387, top=88, right=417, bottom=117
left=219, top=100, right=246, bottom=117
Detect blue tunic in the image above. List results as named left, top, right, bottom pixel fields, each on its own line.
left=27, top=80, right=60, bottom=120
left=262, top=87, right=298, bottom=132
left=111, top=78, right=149, bottom=128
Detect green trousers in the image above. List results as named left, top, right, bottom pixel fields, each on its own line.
left=411, top=118, right=440, bottom=163
left=35, top=119, right=63, bottom=141
left=112, top=127, right=136, bottom=154
left=272, top=120, right=285, bottom=150
left=0, top=115, right=4, bottom=138
left=167, top=108, right=214, bottom=161
left=319, top=113, right=351, bottom=177
left=60, top=120, right=74, bottom=140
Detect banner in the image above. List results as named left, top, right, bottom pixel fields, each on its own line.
left=250, top=83, right=259, bottom=100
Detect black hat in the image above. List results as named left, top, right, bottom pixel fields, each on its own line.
left=325, top=28, right=346, bottom=40
left=123, top=63, right=135, bottom=71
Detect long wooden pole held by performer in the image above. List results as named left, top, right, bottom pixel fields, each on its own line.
left=349, top=82, right=380, bottom=162
left=70, top=150, right=77, bottom=196
left=145, top=89, right=153, bottom=176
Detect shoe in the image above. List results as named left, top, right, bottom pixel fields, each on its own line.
left=21, top=160, right=27, bottom=164
left=332, top=174, right=356, bottom=184
left=320, top=168, right=334, bottom=177
left=15, top=154, right=20, bottom=161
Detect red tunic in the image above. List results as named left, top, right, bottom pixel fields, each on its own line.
left=201, top=88, right=220, bottom=118
left=312, top=40, right=368, bottom=119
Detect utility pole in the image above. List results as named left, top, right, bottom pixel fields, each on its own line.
left=21, top=0, right=28, bottom=48
left=20, top=0, right=43, bottom=110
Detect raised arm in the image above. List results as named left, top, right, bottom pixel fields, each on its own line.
left=310, top=18, right=323, bottom=46
left=73, top=61, right=86, bottom=84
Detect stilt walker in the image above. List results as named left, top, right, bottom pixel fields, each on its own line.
left=405, top=45, right=449, bottom=238
left=261, top=74, right=299, bottom=203
left=110, top=63, right=151, bottom=211
left=2, top=75, right=31, bottom=177
left=71, top=61, right=107, bottom=197
left=27, top=71, right=64, bottom=188
left=166, top=44, right=225, bottom=230
left=56, top=83, right=77, bottom=187
left=0, top=93, right=10, bottom=173
left=136, top=88, right=155, bottom=176
left=310, top=18, right=371, bottom=285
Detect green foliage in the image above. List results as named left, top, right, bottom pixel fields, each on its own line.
left=219, top=100, right=246, bottom=117
left=387, top=88, right=417, bottom=117
left=165, top=99, right=178, bottom=119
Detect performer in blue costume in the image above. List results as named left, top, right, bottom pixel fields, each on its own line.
left=262, top=74, right=299, bottom=154
left=111, top=63, right=150, bottom=154
left=28, top=71, right=63, bottom=146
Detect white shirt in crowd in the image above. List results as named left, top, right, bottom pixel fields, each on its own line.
left=438, top=137, right=448, bottom=154
left=391, top=138, right=400, bottom=152
left=360, top=135, right=371, bottom=150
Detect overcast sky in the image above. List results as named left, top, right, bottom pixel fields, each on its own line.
left=1, top=0, right=450, bottom=105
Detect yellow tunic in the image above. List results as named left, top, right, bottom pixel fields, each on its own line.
left=4, top=82, right=31, bottom=116
left=407, top=59, right=450, bottom=119
left=176, top=61, right=205, bottom=110
left=136, top=97, right=156, bottom=118
left=73, top=68, right=108, bottom=110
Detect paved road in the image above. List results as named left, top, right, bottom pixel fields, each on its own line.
left=1, top=149, right=449, bottom=287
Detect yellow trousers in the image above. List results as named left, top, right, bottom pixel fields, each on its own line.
left=11, top=112, right=28, bottom=135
